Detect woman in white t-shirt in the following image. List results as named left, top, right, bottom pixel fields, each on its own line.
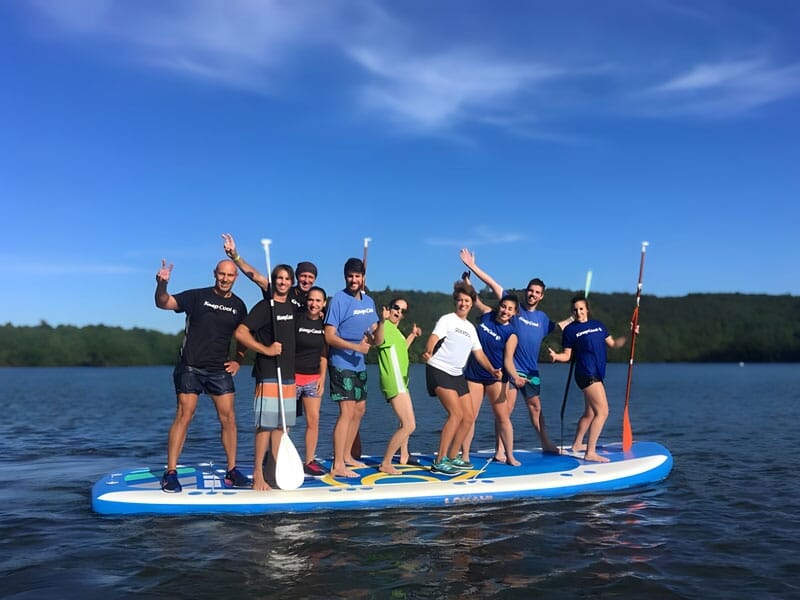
left=423, top=281, right=501, bottom=476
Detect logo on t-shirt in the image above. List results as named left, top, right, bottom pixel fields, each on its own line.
left=203, top=300, right=239, bottom=315
left=518, top=316, right=539, bottom=327
left=576, top=327, right=603, bottom=338
left=479, top=322, right=501, bottom=341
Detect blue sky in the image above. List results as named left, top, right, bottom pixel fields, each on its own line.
left=3, top=0, right=798, bottom=333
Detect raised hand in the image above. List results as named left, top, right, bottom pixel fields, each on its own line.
left=156, top=259, right=174, bottom=282
left=459, top=247, right=476, bottom=270
left=221, top=233, right=237, bottom=258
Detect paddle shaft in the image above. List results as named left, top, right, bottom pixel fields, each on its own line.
left=350, top=236, right=371, bottom=460
left=622, top=242, right=648, bottom=451
left=261, top=240, right=288, bottom=432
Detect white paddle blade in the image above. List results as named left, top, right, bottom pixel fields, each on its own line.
left=274, top=432, right=305, bottom=490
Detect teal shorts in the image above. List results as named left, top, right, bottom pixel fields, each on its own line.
left=329, top=367, right=368, bottom=402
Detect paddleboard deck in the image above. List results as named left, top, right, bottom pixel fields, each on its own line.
left=91, top=440, right=672, bottom=515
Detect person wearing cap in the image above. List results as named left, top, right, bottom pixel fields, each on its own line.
left=221, top=233, right=317, bottom=312
left=324, top=257, right=385, bottom=478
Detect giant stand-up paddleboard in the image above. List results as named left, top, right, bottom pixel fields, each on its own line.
left=91, top=440, right=672, bottom=515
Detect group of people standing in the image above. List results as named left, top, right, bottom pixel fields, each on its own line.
left=154, top=237, right=630, bottom=492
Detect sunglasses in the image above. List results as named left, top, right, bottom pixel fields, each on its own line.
left=390, top=304, right=408, bottom=314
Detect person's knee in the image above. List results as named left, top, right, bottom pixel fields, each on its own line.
left=218, top=411, right=237, bottom=428
left=174, top=405, right=196, bottom=424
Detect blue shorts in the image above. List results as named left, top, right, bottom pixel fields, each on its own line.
left=512, top=372, right=541, bottom=399
left=173, top=365, right=235, bottom=396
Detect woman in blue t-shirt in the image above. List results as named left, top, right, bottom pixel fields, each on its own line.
left=549, top=295, right=630, bottom=463
left=462, top=283, right=524, bottom=467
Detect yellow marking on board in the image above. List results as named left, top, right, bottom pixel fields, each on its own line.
left=319, top=466, right=478, bottom=487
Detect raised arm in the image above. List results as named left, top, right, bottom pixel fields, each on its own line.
left=154, top=259, right=179, bottom=311
left=222, top=233, right=269, bottom=291
left=406, top=323, right=422, bottom=349
left=556, top=315, right=575, bottom=331
left=462, top=272, right=492, bottom=314
left=459, top=248, right=504, bottom=299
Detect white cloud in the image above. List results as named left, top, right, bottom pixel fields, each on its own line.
left=27, top=1, right=800, bottom=130
left=426, top=227, right=526, bottom=248
left=642, top=58, right=800, bottom=116
left=349, top=46, right=563, bottom=130
left=29, top=0, right=567, bottom=131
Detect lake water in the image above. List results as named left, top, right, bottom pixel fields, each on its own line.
left=1, top=363, right=799, bottom=599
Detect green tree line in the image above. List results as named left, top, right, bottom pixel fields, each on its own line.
left=1, top=290, right=798, bottom=366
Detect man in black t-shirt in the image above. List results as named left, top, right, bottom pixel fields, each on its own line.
left=234, top=264, right=298, bottom=491
left=155, top=259, right=248, bottom=493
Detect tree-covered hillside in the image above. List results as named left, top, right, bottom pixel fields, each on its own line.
left=1, top=290, right=798, bottom=366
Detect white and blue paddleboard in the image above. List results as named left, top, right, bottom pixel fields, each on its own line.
left=91, top=440, right=672, bottom=515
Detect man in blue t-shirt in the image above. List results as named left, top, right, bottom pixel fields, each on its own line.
left=460, top=249, right=571, bottom=454
left=154, top=258, right=248, bottom=493
left=324, top=257, right=385, bottom=478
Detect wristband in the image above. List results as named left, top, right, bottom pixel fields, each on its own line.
left=233, top=254, right=241, bottom=262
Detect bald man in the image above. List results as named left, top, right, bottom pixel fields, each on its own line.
left=154, top=258, right=249, bottom=492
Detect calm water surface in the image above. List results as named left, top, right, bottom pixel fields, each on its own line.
left=1, top=363, right=799, bottom=599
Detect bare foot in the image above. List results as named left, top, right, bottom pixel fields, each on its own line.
left=572, top=444, right=587, bottom=453
left=492, top=454, right=507, bottom=464
left=252, top=477, right=272, bottom=491
left=506, top=456, right=521, bottom=467
left=344, top=459, right=367, bottom=469
left=331, top=468, right=359, bottom=478
left=379, top=464, right=401, bottom=475
left=583, top=452, right=610, bottom=463
left=542, top=445, right=562, bottom=455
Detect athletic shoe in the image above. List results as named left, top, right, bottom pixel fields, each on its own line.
left=450, top=457, right=474, bottom=469
left=223, top=466, right=251, bottom=488
left=161, top=469, right=182, bottom=493
left=431, top=458, right=460, bottom=475
left=303, top=460, right=327, bottom=476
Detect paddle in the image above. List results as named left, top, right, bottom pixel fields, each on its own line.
left=559, top=270, right=592, bottom=450
left=622, top=242, right=648, bottom=451
left=470, top=456, right=494, bottom=480
left=261, top=238, right=304, bottom=490
left=349, top=236, right=372, bottom=461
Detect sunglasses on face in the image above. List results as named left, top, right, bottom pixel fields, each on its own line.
left=390, top=304, right=407, bottom=314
